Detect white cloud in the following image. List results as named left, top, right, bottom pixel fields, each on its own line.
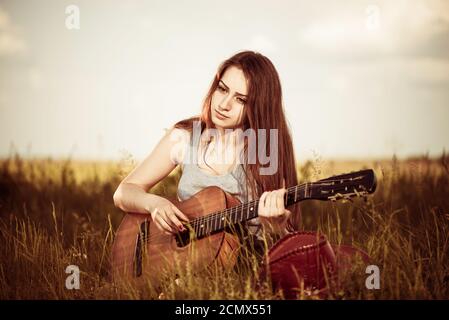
left=29, top=67, right=44, bottom=90
left=247, top=35, right=278, bottom=54
left=297, top=0, right=449, bottom=61
left=300, top=19, right=390, bottom=54
left=0, top=6, right=27, bottom=56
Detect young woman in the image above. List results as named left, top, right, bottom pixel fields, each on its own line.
left=113, top=50, right=301, bottom=259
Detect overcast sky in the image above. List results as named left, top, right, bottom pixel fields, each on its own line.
left=0, top=0, right=448, bottom=161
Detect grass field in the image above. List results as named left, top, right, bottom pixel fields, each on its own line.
left=0, top=152, right=448, bottom=299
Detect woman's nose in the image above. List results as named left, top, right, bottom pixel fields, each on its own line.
left=219, top=95, right=232, bottom=111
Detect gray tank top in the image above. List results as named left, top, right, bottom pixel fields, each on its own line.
left=177, top=130, right=262, bottom=238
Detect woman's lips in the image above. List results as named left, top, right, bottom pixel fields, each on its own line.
left=215, top=109, right=230, bottom=120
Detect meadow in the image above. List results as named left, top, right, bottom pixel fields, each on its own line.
left=0, top=151, right=448, bottom=299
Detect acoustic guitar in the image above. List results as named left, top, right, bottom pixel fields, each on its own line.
left=111, top=169, right=377, bottom=287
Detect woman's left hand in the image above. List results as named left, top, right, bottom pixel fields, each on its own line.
left=258, top=187, right=291, bottom=236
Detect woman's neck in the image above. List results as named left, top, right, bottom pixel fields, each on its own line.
left=200, top=127, right=243, bottom=166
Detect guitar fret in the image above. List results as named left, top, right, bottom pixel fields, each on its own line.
left=249, top=203, right=255, bottom=219
left=194, top=220, right=198, bottom=237
left=209, top=215, right=213, bottom=234
left=222, top=212, right=225, bottom=229
left=229, top=208, right=232, bottom=225
left=234, top=206, right=238, bottom=224
left=200, top=217, right=205, bottom=237
left=208, top=215, right=211, bottom=234
left=201, top=217, right=205, bottom=236
left=195, top=220, right=199, bottom=238
left=235, top=206, right=238, bottom=224
left=252, top=202, right=256, bottom=219
left=210, top=215, right=213, bottom=234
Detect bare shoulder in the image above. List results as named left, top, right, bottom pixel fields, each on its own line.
left=164, top=126, right=191, bottom=165
left=117, top=126, right=191, bottom=190
left=166, top=126, right=191, bottom=141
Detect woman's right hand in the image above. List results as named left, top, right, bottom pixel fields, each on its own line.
left=148, top=198, right=189, bottom=235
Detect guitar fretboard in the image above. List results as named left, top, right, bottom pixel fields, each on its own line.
left=184, top=168, right=376, bottom=239
left=189, top=183, right=314, bottom=238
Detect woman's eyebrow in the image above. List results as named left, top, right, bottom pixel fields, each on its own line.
left=219, top=80, right=247, bottom=97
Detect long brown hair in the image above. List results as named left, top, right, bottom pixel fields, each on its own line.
left=175, top=50, right=301, bottom=231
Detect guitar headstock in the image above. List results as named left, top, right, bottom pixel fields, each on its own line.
left=311, top=169, right=377, bottom=201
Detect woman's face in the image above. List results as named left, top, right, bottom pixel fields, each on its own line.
left=211, top=66, right=248, bottom=130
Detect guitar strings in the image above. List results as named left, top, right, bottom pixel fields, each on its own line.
left=140, top=177, right=369, bottom=243
left=191, top=176, right=368, bottom=226
left=142, top=177, right=369, bottom=242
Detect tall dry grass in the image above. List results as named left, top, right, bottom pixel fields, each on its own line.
left=0, top=152, right=448, bottom=299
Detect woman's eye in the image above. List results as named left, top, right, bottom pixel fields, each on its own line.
left=237, top=97, right=247, bottom=104
left=217, top=85, right=226, bottom=93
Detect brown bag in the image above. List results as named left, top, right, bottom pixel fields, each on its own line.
left=259, top=231, right=370, bottom=299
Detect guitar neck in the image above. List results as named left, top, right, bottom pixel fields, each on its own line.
left=188, top=169, right=376, bottom=239
left=190, top=182, right=313, bottom=238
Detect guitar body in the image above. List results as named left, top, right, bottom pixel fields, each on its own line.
left=111, top=186, right=241, bottom=288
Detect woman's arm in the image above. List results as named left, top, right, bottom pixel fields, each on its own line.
left=113, top=127, right=190, bottom=234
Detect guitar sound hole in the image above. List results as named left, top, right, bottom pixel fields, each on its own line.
left=176, top=230, right=191, bottom=247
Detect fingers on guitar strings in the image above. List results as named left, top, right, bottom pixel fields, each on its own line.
left=258, top=191, right=269, bottom=217
left=164, top=210, right=186, bottom=233
left=172, top=205, right=189, bottom=222
left=155, top=213, right=173, bottom=235
left=276, top=189, right=286, bottom=216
